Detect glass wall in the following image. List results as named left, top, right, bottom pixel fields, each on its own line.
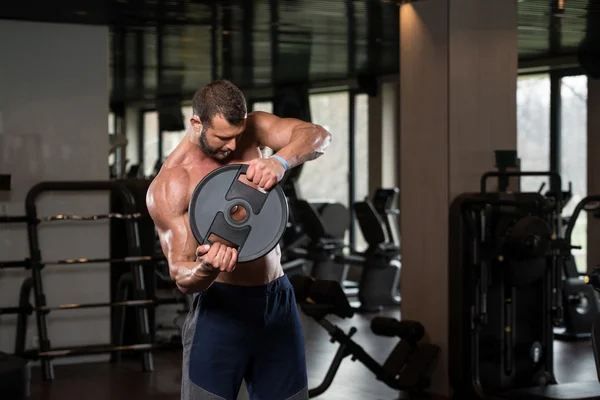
left=517, top=74, right=551, bottom=192
left=252, top=101, right=274, bottom=157
left=252, top=101, right=273, bottom=114
left=108, top=112, right=116, bottom=166
left=143, top=111, right=159, bottom=177
left=108, top=112, right=115, bottom=134
left=560, top=75, right=588, bottom=272
left=297, top=92, right=350, bottom=209
left=142, top=106, right=193, bottom=177
left=354, top=93, right=369, bottom=251
left=162, top=106, right=193, bottom=158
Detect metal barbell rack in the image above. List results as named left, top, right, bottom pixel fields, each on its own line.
left=0, top=180, right=171, bottom=380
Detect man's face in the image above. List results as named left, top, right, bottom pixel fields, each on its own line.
left=193, top=114, right=246, bottom=161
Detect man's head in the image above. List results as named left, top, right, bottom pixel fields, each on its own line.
left=191, top=79, right=247, bottom=160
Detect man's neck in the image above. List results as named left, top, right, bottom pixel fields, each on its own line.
left=186, top=127, right=200, bottom=146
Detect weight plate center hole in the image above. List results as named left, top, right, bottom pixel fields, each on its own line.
left=230, top=204, right=248, bottom=223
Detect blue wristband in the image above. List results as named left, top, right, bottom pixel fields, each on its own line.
left=270, top=155, right=289, bottom=171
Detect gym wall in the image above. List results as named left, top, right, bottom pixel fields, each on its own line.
left=0, top=20, right=110, bottom=362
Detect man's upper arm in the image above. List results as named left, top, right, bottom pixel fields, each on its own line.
left=147, top=169, right=195, bottom=265
left=249, top=111, right=308, bottom=152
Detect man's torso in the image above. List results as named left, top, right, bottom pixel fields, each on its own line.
left=159, top=127, right=284, bottom=287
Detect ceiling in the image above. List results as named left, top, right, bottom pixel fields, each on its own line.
left=518, top=0, right=590, bottom=60
left=0, top=0, right=597, bottom=104
left=106, top=0, right=400, bottom=104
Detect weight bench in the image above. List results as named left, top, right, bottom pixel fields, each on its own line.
left=290, top=275, right=439, bottom=398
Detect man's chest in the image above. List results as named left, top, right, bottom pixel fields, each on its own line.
left=184, top=148, right=263, bottom=205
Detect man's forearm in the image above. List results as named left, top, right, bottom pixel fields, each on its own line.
left=275, top=124, right=331, bottom=169
left=172, top=261, right=220, bottom=294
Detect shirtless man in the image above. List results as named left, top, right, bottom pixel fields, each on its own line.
left=146, top=79, right=331, bottom=400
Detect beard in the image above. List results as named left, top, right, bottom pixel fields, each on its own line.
left=199, top=129, right=230, bottom=160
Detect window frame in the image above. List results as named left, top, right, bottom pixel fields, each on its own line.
left=517, top=67, right=584, bottom=186
left=554, top=69, right=588, bottom=274
left=518, top=66, right=588, bottom=274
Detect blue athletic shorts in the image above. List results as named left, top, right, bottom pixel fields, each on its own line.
left=181, top=274, right=309, bottom=400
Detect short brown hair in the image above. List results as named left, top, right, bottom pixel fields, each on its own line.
left=192, top=79, right=247, bottom=127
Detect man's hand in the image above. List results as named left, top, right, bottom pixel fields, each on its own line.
left=193, top=242, right=238, bottom=274
left=246, top=157, right=286, bottom=191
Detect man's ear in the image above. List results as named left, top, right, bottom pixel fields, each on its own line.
left=190, top=116, right=202, bottom=132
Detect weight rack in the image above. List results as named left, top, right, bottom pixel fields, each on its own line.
left=0, top=180, right=163, bottom=380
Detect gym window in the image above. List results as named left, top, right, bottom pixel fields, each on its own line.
left=517, top=74, right=551, bottom=192
left=516, top=71, right=588, bottom=273
left=559, top=74, right=588, bottom=273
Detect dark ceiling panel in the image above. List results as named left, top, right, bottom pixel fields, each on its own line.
left=3, top=0, right=600, bottom=104
left=518, top=0, right=589, bottom=60
left=104, top=0, right=400, bottom=102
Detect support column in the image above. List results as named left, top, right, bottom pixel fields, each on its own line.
left=382, top=81, right=399, bottom=189
left=587, top=78, right=600, bottom=272
left=367, top=79, right=399, bottom=197
left=399, top=1, right=517, bottom=396
left=368, top=89, right=383, bottom=196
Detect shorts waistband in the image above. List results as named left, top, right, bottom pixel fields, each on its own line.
left=208, top=274, right=292, bottom=297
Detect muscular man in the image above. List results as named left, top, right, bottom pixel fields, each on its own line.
left=147, top=79, right=331, bottom=400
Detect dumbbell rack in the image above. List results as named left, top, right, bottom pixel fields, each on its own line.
left=0, top=181, right=155, bottom=381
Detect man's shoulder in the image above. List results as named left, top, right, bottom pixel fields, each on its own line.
left=147, top=166, right=191, bottom=215
left=246, top=111, right=278, bottom=136
left=248, top=110, right=273, bottom=118
left=163, top=163, right=191, bottom=178
left=247, top=110, right=278, bottom=124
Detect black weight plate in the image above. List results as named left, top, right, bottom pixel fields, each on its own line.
left=503, top=216, right=551, bottom=260
left=188, top=164, right=289, bottom=263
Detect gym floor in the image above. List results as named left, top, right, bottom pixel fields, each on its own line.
left=28, top=306, right=596, bottom=400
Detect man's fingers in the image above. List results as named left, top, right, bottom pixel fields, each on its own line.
left=221, top=248, right=233, bottom=272
left=205, top=242, right=221, bottom=263
left=214, top=246, right=228, bottom=270
left=195, top=244, right=210, bottom=257
left=258, top=174, right=272, bottom=189
left=246, top=161, right=256, bottom=181
left=251, top=168, right=263, bottom=186
left=263, top=177, right=277, bottom=191
left=228, top=248, right=238, bottom=271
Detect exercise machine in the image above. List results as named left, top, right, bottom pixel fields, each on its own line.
left=290, top=199, right=348, bottom=282
left=555, top=195, right=600, bottom=340
left=449, top=171, right=561, bottom=398
left=290, top=275, right=439, bottom=398
left=352, top=198, right=401, bottom=309
left=508, top=266, right=600, bottom=399
left=371, top=187, right=401, bottom=249
left=277, top=165, right=348, bottom=277
left=585, top=266, right=600, bottom=380
left=293, top=199, right=401, bottom=312
left=449, top=169, right=600, bottom=399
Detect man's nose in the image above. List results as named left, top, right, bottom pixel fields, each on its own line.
left=225, top=139, right=236, bottom=152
